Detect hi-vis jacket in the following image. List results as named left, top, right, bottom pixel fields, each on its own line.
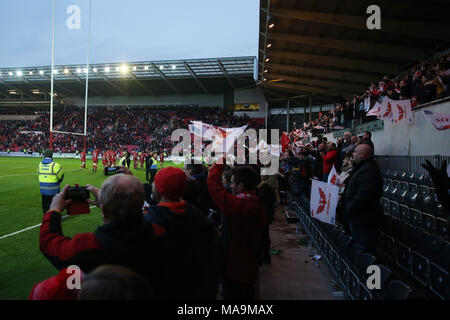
left=150, top=157, right=158, bottom=169
left=38, top=158, right=64, bottom=196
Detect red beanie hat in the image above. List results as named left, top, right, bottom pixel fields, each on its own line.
left=154, top=167, right=187, bottom=201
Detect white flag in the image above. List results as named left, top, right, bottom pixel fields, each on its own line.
left=423, top=110, right=450, bottom=130
left=310, top=180, right=339, bottom=225
left=327, top=165, right=339, bottom=185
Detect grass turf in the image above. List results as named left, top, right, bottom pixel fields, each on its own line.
left=0, top=156, right=183, bottom=299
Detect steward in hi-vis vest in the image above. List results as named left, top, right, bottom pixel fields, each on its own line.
left=38, top=149, right=64, bottom=214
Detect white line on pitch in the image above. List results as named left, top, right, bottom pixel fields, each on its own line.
left=0, top=169, right=79, bottom=178
left=0, top=206, right=96, bottom=240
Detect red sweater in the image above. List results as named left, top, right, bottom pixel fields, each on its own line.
left=322, top=149, right=338, bottom=174
left=207, top=163, right=267, bottom=284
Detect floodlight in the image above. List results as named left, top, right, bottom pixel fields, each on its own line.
left=16, top=71, right=23, bottom=76
left=105, top=67, right=110, bottom=72
left=39, top=70, right=44, bottom=75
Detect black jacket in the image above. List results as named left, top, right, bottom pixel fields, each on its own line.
left=144, top=202, right=222, bottom=299
left=39, top=211, right=167, bottom=295
left=342, top=158, right=383, bottom=227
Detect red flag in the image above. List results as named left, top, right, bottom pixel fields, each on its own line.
left=281, top=132, right=290, bottom=152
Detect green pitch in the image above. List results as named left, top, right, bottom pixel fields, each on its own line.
left=0, top=156, right=183, bottom=300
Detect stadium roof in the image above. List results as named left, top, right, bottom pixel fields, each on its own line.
left=258, top=0, right=450, bottom=106
left=0, top=56, right=257, bottom=101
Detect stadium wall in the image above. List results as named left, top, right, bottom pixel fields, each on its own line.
left=325, top=99, right=450, bottom=156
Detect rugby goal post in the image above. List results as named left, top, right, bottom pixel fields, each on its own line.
left=49, top=0, right=92, bottom=152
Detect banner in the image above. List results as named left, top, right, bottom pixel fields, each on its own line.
left=366, top=97, right=413, bottom=124
left=423, top=110, right=450, bottom=130
left=189, top=121, right=247, bottom=153
left=310, top=180, right=339, bottom=225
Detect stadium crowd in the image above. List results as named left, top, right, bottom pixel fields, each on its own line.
left=0, top=105, right=262, bottom=154
left=297, top=51, right=450, bottom=134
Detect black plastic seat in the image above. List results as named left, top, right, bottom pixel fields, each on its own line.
left=382, top=182, right=391, bottom=198
left=410, top=208, right=423, bottom=228
left=422, top=212, right=436, bottom=233
left=410, top=233, right=443, bottom=287
left=388, top=180, right=400, bottom=200
left=347, top=243, right=364, bottom=267
left=407, top=183, right=419, bottom=207
left=430, top=242, right=450, bottom=300
left=398, top=182, right=409, bottom=204
left=399, top=204, right=410, bottom=224
left=356, top=252, right=377, bottom=276
left=389, top=201, right=400, bottom=220
left=399, top=171, right=408, bottom=181
left=396, top=241, right=411, bottom=273
left=391, top=170, right=399, bottom=180
left=406, top=226, right=424, bottom=249
left=381, top=233, right=396, bottom=262
left=381, top=198, right=390, bottom=215
left=407, top=172, right=416, bottom=183
left=336, top=234, right=353, bottom=254
left=417, top=185, right=431, bottom=211
left=383, top=280, right=412, bottom=300
left=435, top=217, right=449, bottom=239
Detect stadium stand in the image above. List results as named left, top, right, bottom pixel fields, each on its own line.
left=0, top=105, right=262, bottom=153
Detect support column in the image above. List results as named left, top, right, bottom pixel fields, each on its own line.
left=286, top=99, right=290, bottom=132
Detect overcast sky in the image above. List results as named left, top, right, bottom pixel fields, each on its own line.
left=0, top=0, right=259, bottom=68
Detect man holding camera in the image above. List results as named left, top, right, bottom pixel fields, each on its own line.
left=39, top=174, right=168, bottom=295
left=38, top=149, right=64, bottom=213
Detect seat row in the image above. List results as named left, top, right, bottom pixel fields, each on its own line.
left=378, top=215, right=450, bottom=300
left=382, top=179, right=448, bottom=218
left=381, top=197, right=449, bottom=239
left=382, top=169, right=432, bottom=186
left=289, top=193, right=413, bottom=300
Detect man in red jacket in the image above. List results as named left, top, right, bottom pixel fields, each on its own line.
left=38, top=175, right=167, bottom=296
left=321, top=142, right=338, bottom=182
left=207, top=159, right=267, bottom=300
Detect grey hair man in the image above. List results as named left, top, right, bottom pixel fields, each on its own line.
left=38, top=174, right=167, bottom=297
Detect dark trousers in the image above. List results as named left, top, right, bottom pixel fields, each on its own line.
left=41, top=195, right=54, bottom=214
left=349, top=222, right=378, bottom=254
left=223, top=277, right=256, bottom=300
left=149, top=168, right=157, bottom=183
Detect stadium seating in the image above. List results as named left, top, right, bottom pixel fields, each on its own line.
left=288, top=163, right=450, bottom=300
